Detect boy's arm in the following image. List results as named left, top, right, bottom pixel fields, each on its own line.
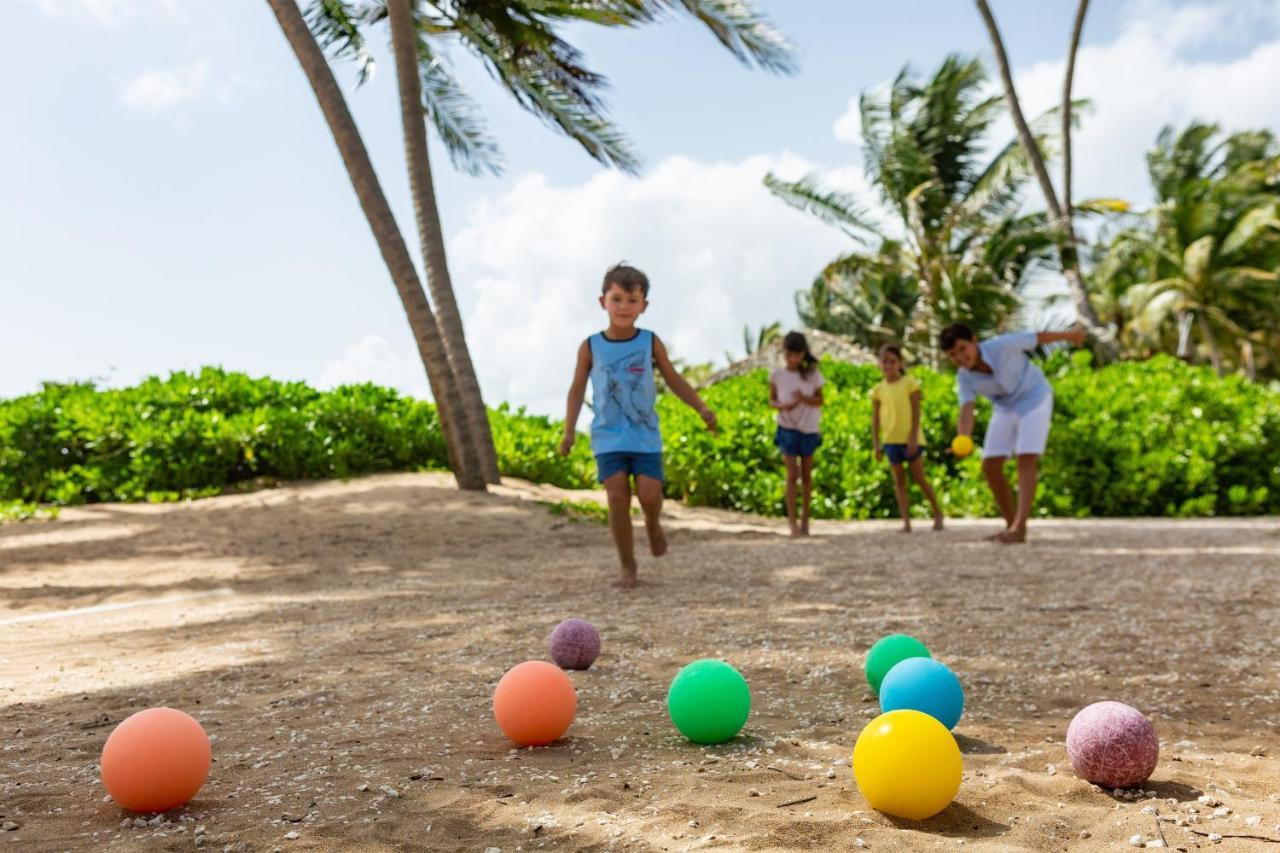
left=871, top=400, right=882, bottom=458
left=1035, top=328, right=1086, bottom=347
left=956, top=401, right=976, bottom=439
left=559, top=341, right=591, bottom=455
left=908, top=390, right=922, bottom=452
left=653, top=336, right=717, bottom=432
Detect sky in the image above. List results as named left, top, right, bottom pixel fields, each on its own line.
left=4, top=0, right=1280, bottom=414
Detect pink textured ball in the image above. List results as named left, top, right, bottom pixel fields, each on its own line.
left=1066, top=701, right=1159, bottom=789
left=549, top=618, right=600, bottom=670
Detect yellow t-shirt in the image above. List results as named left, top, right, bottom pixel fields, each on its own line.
left=871, top=374, right=925, bottom=445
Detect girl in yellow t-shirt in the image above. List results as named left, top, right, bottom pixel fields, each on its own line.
left=869, top=344, right=944, bottom=532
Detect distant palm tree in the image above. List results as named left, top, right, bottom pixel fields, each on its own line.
left=1095, top=123, right=1280, bottom=376
left=295, top=0, right=795, bottom=484
left=768, top=55, right=1058, bottom=364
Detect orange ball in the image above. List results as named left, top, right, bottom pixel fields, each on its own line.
left=101, top=708, right=211, bottom=813
left=493, top=661, right=577, bottom=746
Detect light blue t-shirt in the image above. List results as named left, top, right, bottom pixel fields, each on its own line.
left=955, top=331, right=1051, bottom=415
left=588, top=329, right=663, bottom=455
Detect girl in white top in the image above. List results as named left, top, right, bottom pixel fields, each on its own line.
left=768, top=332, right=825, bottom=537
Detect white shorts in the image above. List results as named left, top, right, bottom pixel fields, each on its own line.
left=983, top=393, right=1054, bottom=458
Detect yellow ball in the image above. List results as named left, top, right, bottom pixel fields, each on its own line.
left=950, top=434, right=975, bottom=458
left=853, top=709, right=962, bottom=820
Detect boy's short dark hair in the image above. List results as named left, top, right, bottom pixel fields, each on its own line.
left=938, top=323, right=976, bottom=351
left=602, top=262, right=649, bottom=298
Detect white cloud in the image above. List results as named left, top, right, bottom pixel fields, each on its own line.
left=830, top=0, right=1280, bottom=209
left=1006, top=0, right=1280, bottom=207
left=448, top=153, right=852, bottom=415
left=34, top=0, right=180, bottom=27
left=317, top=336, right=431, bottom=399
left=121, top=62, right=208, bottom=113
left=832, top=96, right=862, bottom=145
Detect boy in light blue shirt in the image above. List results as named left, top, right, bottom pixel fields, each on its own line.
left=560, top=263, right=717, bottom=588
left=941, top=323, right=1086, bottom=543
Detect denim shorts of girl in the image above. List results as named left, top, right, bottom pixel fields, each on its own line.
left=882, top=443, right=924, bottom=465
left=774, top=426, right=822, bottom=458
left=595, top=451, right=665, bottom=483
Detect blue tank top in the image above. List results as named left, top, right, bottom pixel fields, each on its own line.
left=588, top=329, right=662, bottom=454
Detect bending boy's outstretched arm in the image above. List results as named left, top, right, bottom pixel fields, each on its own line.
left=559, top=341, right=591, bottom=455
left=1036, top=328, right=1087, bottom=347
left=956, top=401, right=976, bottom=438
left=653, top=336, right=717, bottom=432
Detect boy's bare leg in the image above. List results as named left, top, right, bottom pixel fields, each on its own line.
left=908, top=457, right=945, bottom=530
left=603, top=472, right=638, bottom=588
left=890, top=463, right=912, bottom=532
left=999, top=454, right=1039, bottom=544
left=635, top=474, right=667, bottom=557
left=799, top=455, right=814, bottom=536
left=982, top=456, right=1015, bottom=540
left=783, top=455, right=801, bottom=537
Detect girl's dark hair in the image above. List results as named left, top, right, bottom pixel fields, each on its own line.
left=877, top=343, right=906, bottom=368
left=782, top=331, right=818, bottom=379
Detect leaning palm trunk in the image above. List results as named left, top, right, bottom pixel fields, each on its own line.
left=387, top=0, right=500, bottom=484
left=266, top=0, right=485, bottom=490
left=973, top=0, right=1114, bottom=355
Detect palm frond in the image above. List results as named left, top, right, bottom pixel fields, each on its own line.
left=661, top=0, right=795, bottom=73
left=763, top=172, right=883, bottom=244
left=416, top=36, right=503, bottom=176
left=305, top=0, right=376, bottom=85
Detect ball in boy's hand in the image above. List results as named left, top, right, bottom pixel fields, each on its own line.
left=100, top=707, right=211, bottom=813
left=549, top=618, right=600, bottom=670
left=1066, top=701, right=1159, bottom=788
left=667, top=659, right=750, bottom=744
left=865, top=633, right=931, bottom=695
left=950, top=434, right=975, bottom=457
left=494, top=661, right=577, bottom=746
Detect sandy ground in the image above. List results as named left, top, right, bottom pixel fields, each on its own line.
left=1, top=472, right=1279, bottom=852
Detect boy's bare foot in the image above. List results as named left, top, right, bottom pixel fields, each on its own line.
left=788, top=524, right=801, bottom=538
left=646, top=517, right=668, bottom=557
left=985, top=528, right=1009, bottom=541
left=899, top=523, right=912, bottom=533
left=932, top=515, right=945, bottom=531
left=612, top=562, right=639, bottom=589
left=997, top=527, right=1027, bottom=544
left=800, top=522, right=811, bottom=537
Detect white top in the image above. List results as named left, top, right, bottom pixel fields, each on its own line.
left=770, top=367, right=825, bottom=434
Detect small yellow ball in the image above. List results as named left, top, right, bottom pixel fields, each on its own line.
left=950, top=434, right=975, bottom=458
left=853, top=709, right=962, bottom=820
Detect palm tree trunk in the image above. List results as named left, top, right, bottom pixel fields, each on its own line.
left=387, top=0, right=501, bottom=485
left=1196, top=311, right=1224, bottom=374
left=265, top=0, right=485, bottom=491
left=973, top=0, right=1112, bottom=351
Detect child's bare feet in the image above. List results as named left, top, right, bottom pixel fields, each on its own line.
left=899, top=523, right=912, bottom=533
left=932, top=515, right=945, bottom=531
left=646, top=516, right=668, bottom=557
left=612, top=561, right=638, bottom=589
left=985, top=528, right=1010, bottom=541
left=997, top=526, right=1027, bottom=544
left=800, top=521, right=811, bottom=537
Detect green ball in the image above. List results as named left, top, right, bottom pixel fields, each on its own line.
left=666, top=659, right=751, bottom=744
left=865, top=634, right=931, bottom=695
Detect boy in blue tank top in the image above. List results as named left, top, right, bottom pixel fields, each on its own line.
left=560, top=263, right=718, bottom=588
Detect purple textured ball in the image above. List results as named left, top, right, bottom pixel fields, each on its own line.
left=549, top=619, right=600, bottom=670
left=1066, top=701, right=1159, bottom=789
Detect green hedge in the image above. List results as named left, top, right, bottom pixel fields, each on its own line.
left=2, top=357, right=1278, bottom=519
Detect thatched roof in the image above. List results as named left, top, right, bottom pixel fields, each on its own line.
left=698, top=328, right=875, bottom=388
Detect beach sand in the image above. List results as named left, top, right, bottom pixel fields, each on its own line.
left=1, top=472, right=1278, bottom=851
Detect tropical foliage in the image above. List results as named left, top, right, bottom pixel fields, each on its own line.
left=767, top=55, right=1061, bottom=364
left=5, top=361, right=1277, bottom=520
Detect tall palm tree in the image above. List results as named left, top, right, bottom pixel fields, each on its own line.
left=973, top=0, right=1113, bottom=352
left=1097, top=123, right=1280, bottom=376
left=300, top=0, right=795, bottom=484
left=768, top=55, right=1058, bottom=364
left=266, top=0, right=486, bottom=489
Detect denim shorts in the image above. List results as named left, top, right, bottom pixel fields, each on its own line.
left=883, top=443, right=924, bottom=465
left=595, top=451, right=664, bottom=483
left=775, top=427, right=822, bottom=458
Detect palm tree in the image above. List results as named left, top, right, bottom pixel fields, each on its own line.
left=1095, top=123, right=1280, bottom=376
left=296, top=0, right=795, bottom=485
left=266, top=0, right=485, bottom=489
left=973, top=0, right=1111, bottom=350
left=768, top=55, right=1058, bottom=364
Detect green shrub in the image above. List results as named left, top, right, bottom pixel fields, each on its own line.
left=3, top=357, right=1277, bottom=519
